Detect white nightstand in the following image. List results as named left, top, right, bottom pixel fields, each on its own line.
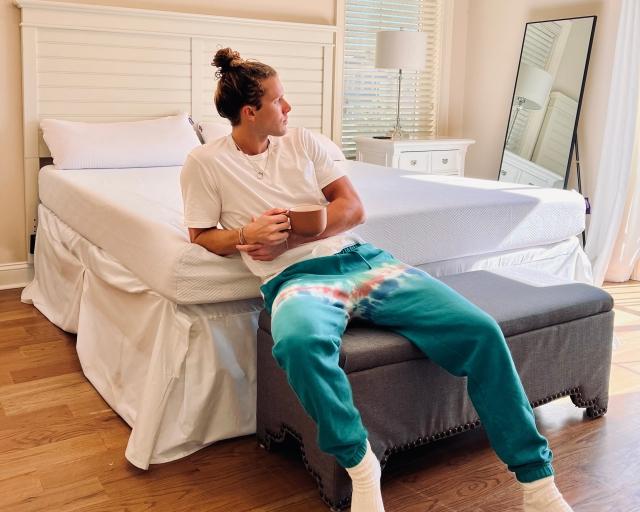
left=355, top=137, right=475, bottom=176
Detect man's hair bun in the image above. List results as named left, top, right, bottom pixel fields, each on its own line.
left=212, top=48, right=243, bottom=77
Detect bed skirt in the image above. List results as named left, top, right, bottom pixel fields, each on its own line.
left=22, top=205, right=262, bottom=468
left=21, top=205, right=593, bottom=468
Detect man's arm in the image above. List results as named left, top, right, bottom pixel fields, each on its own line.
left=288, top=175, right=365, bottom=248
left=189, top=208, right=290, bottom=257
left=188, top=226, right=243, bottom=256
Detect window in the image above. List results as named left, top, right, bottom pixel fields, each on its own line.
left=341, top=0, right=443, bottom=158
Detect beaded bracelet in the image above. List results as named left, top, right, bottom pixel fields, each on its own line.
left=239, top=226, right=247, bottom=245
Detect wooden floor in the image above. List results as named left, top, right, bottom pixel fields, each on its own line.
left=1, top=283, right=639, bottom=512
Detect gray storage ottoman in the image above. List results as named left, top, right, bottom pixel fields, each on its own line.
left=256, top=270, right=615, bottom=511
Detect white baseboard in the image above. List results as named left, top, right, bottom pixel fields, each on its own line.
left=0, top=262, right=34, bottom=290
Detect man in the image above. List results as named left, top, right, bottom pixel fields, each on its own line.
left=180, top=48, right=573, bottom=512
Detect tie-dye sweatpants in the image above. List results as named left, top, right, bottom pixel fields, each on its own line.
left=260, top=243, right=553, bottom=483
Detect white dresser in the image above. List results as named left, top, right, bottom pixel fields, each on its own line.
left=355, top=137, right=475, bottom=176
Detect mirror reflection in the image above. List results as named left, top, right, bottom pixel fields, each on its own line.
left=498, top=16, right=596, bottom=188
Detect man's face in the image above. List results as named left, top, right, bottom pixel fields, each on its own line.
left=253, top=75, right=291, bottom=137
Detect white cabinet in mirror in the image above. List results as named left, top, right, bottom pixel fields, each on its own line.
left=500, top=150, right=564, bottom=188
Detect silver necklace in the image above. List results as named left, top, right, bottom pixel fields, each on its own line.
left=234, top=138, right=270, bottom=180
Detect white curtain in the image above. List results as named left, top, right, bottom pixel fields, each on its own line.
left=585, top=0, right=640, bottom=285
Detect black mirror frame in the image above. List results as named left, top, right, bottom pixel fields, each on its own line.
left=497, top=15, right=597, bottom=189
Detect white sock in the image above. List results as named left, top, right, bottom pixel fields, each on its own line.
left=521, top=476, right=573, bottom=512
left=345, top=440, right=385, bottom=512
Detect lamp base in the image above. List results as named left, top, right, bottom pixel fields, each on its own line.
left=387, top=123, right=406, bottom=140
left=388, top=68, right=406, bottom=140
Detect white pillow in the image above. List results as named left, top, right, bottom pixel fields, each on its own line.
left=198, top=121, right=232, bottom=143
left=312, top=132, right=346, bottom=161
left=41, top=113, right=201, bottom=169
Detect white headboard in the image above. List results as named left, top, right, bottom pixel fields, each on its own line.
left=16, top=0, right=338, bottom=247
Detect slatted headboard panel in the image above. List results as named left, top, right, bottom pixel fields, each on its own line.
left=35, top=28, right=194, bottom=156
left=17, top=0, right=338, bottom=251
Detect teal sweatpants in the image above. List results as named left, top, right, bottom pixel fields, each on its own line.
left=260, top=243, right=553, bottom=483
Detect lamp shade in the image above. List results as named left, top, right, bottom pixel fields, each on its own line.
left=514, top=63, right=553, bottom=110
left=375, top=30, right=427, bottom=70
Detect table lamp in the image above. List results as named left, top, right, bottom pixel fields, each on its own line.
left=375, top=29, right=428, bottom=139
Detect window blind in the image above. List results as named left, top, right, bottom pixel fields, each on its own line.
left=341, top=0, right=443, bottom=158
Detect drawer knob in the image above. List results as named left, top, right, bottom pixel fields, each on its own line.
left=442, top=158, right=449, bottom=164
left=410, top=159, right=417, bottom=166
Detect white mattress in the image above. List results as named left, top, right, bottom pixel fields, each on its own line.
left=38, top=162, right=586, bottom=304
left=38, top=165, right=262, bottom=304
left=341, top=161, right=585, bottom=265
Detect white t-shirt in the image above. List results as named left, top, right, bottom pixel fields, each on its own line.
left=181, top=127, right=363, bottom=281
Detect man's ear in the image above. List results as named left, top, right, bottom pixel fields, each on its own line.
left=240, top=105, right=256, bottom=123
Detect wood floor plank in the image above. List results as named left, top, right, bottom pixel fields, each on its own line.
left=0, top=404, right=74, bottom=430
left=97, top=414, right=133, bottom=451
left=9, top=477, right=109, bottom=512
left=255, top=490, right=329, bottom=512
left=607, top=366, right=640, bottom=396
left=0, top=433, right=107, bottom=481
left=36, top=450, right=136, bottom=491
left=0, top=339, right=81, bottom=385
left=18, top=339, right=77, bottom=359
left=24, top=323, right=75, bottom=342
left=0, top=326, right=37, bottom=351
left=10, top=359, right=83, bottom=384
left=0, top=406, right=122, bottom=453
left=0, top=308, right=39, bottom=323
left=0, top=473, right=44, bottom=508
left=612, top=341, right=640, bottom=363
left=0, top=372, right=103, bottom=416
left=66, top=393, right=113, bottom=418
left=0, top=372, right=12, bottom=386
left=0, top=322, right=73, bottom=350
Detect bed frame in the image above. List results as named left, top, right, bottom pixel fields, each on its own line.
left=17, top=0, right=339, bottom=255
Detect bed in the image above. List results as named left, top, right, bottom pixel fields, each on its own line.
left=17, top=0, right=592, bottom=470
left=22, top=157, right=591, bottom=468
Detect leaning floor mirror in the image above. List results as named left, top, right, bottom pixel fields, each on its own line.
left=498, top=16, right=596, bottom=189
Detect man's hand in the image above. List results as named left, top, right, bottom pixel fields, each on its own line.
left=236, top=241, right=288, bottom=261
left=243, top=208, right=290, bottom=246
left=237, top=207, right=291, bottom=261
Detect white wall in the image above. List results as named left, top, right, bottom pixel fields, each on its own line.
left=0, top=2, right=26, bottom=263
